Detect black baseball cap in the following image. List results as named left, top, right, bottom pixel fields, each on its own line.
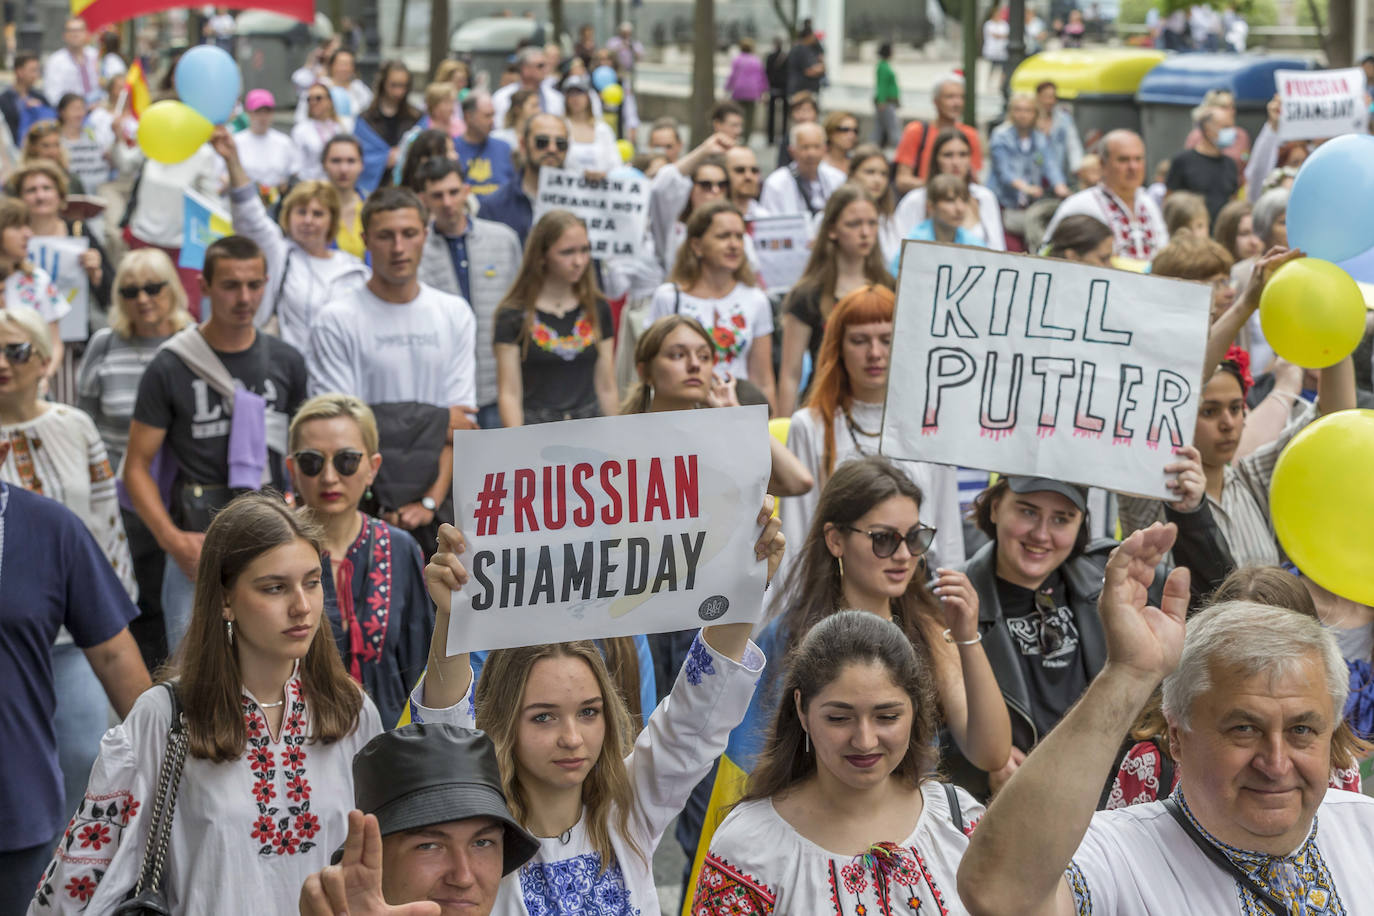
left=337, top=724, right=539, bottom=875
left=1005, top=476, right=1089, bottom=513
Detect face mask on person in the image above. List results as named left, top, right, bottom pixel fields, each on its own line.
left=1214, top=126, right=1238, bottom=149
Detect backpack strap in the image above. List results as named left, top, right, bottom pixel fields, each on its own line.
left=943, top=782, right=966, bottom=833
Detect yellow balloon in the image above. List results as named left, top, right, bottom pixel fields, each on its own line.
left=600, top=83, right=624, bottom=107
left=1259, top=257, right=1365, bottom=368
left=137, top=100, right=214, bottom=164
left=1270, top=408, right=1374, bottom=604
left=616, top=139, right=635, bottom=163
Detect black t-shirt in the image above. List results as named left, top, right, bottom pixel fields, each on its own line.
left=132, top=332, right=307, bottom=492
left=784, top=283, right=825, bottom=391
left=786, top=42, right=823, bottom=94
left=494, top=300, right=614, bottom=414
left=995, top=569, right=1091, bottom=739
left=364, top=108, right=421, bottom=148
left=1165, top=149, right=1239, bottom=227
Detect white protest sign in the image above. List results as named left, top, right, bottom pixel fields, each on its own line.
left=446, top=406, right=771, bottom=654
left=29, top=235, right=91, bottom=342
left=1275, top=67, right=1368, bottom=142
left=880, top=241, right=1210, bottom=500
left=751, top=214, right=814, bottom=294
left=534, top=167, right=650, bottom=259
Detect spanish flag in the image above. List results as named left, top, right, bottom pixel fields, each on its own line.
left=123, top=58, right=150, bottom=120
left=75, top=0, right=311, bottom=34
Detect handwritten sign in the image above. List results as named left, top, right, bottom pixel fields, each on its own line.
left=880, top=241, right=1210, bottom=500
left=446, top=406, right=771, bottom=654
left=1275, top=68, right=1369, bottom=142
left=751, top=214, right=814, bottom=294
left=534, top=168, right=650, bottom=259
left=29, top=235, right=90, bottom=342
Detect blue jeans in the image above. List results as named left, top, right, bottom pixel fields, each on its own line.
left=161, top=555, right=196, bottom=656
left=477, top=402, right=503, bottom=429
left=52, top=642, right=107, bottom=825
left=0, top=840, right=53, bottom=916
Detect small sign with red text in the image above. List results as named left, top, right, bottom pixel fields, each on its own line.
left=447, top=406, right=772, bottom=654
left=1275, top=67, right=1369, bottom=142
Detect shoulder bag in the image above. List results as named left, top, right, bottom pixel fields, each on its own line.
left=114, top=682, right=189, bottom=916
left=1161, top=795, right=1287, bottom=916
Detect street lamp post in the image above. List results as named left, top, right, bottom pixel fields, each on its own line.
left=18, top=0, right=44, bottom=54
left=357, top=0, right=381, bottom=85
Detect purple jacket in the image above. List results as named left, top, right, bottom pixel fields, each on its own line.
left=725, top=53, right=769, bottom=101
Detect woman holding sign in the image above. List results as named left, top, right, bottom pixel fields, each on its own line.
left=646, top=200, right=777, bottom=409
left=411, top=499, right=784, bottom=916
left=494, top=210, right=619, bottom=426
left=777, top=184, right=895, bottom=417
left=693, top=611, right=985, bottom=915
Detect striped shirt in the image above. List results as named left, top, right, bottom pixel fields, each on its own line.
left=76, top=327, right=169, bottom=470
left=1118, top=403, right=1316, bottom=568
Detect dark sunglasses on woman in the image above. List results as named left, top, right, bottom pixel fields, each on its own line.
left=293, top=448, right=365, bottom=477
left=839, top=523, right=938, bottom=559
left=118, top=281, right=168, bottom=300
left=1, top=341, right=34, bottom=364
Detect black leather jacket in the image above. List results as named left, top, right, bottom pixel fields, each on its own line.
left=945, top=501, right=1235, bottom=799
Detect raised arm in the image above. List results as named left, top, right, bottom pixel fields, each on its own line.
left=420, top=524, right=473, bottom=710
left=1203, top=245, right=1301, bottom=383
left=958, top=525, right=1191, bottom=916
left=702, top=497, right=784, bottom=661
left=1316, top=353, right=1356, bottom=416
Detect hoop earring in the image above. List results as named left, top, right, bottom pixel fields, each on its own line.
left=225, top=619, right=234, bottom=646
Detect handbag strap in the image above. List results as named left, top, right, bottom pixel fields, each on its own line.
left=943, top=782, right=965, bottom=834
left=1161, top=795, right=1287, bottom=916
left=133, top=682, right=190, bottom=897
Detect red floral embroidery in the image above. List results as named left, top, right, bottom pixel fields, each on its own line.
left=77, top=823, right=112, bottom=850
left=284, top=746, right=307, bottom=767
left=120, top=798, right=140, bottom=824
left=252, top=815, right=276, bottom=841
left=295, top=811, right=321, bottom=838
left=244, top=685, right=318, bottom=857
left=253, top=778, right=277, bottom=804
left=64, top=876, right=97, bottom=902
left=273, top=830, right=300, bottom=855
left=249, top=747, right=275, bottom=771
left=286, top=776, right=311, bottom=802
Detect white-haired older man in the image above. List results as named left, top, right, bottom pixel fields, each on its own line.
left=959, top=523, right=1374, bottom=916
left=1044, top=129, right=1168, bottom=261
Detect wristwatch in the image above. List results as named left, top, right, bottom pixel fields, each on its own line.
left=420, top=496, right=438, bottom=512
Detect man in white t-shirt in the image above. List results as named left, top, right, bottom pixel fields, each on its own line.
left=233, top=89, right=299, bottom=194
left=491, top=47, right=565, bottom=127
left=308, top=187, right=477, bottom=533
left=759, top=121, right=840, bottom=218
left=43, top=18, right=101, bottom=105
left=959, top=525, right=1374, bottom=916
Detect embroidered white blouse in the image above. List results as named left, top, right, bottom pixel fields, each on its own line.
left=29, top=673, right=381, bottom=915
left=410, top=630, right=766, bottom=916
left=693, top=780, right=984, bottom=915
left=1066, top=788, right=1374, bottom=915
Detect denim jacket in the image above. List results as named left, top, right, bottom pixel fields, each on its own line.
left=987, top=122, right=1067, bottom=210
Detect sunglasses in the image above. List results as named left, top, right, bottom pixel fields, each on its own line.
left=833, top=125, right=859, bottom=133
left=731, top=166, right=761, bottom=175
left=839, top=523, right=937, bottom=559
left=292, top=448, right=364, bottom=477
left=695, top=179, right=728, bottom=192
left=118, top=281, right=168, bottom=300
left=308, top=93, right=329, bottom=102
left=533, top=135, right=569, bottom=151
left=1032, top=590, right=1070, bottom=656
left=1, top=341, right=34, bottom=364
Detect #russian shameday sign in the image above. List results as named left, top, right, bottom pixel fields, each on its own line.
left=881, top=241, right=1209, bottom=500
left=446, top=407, right=771, bottom=654
left=1275, top=67, right=1369, bottom=142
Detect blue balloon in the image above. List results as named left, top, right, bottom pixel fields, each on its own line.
left=1287, top=134, right=1374, bottom=264
left=1339, top=244, right=1374, bottom=284
left=592, top=65, right=618, bottom=91
left=174, top=45, right=242, bottom=125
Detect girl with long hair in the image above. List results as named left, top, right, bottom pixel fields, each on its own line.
left=776, top=183, right=894, bottom=416
left=646, top=200, right=776, bottom=408
left=782, top=285, right=964, bottom=570
left=893, top=128, right=1006, bottom=250
left=359, top=60, right=422, bottom=173
left=290, top=83, right=344, bottom=182
left=562, top=77, right=620, bottom=181
left=31, top=494, right=387, bottom=914
left=694, top=611, right=985, bottom=913
left=211, top=127, right=368, bottom=352
left=1043, top=212, right=1114, bottom=265
left=494, top=210, right=618, bottom=426
left=410, top=502, right=784, bottom=915
left=0, top=196, right=66, bottom=377
left=848, top=143, right=902, bottom=264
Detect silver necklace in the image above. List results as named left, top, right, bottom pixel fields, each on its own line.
left=258, top=699, right=286, bottom=709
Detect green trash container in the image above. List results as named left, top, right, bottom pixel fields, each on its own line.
left=235, top=11, right=335, bottom=107
left=1011, top=48, right=1167, bottom=140
left=1135, top=53, right=1314, bottom=165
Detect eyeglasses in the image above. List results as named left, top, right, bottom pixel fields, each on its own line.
left=838, top=523, right=937, bottom=559
left=533, top=135, right=569, bottom=152
left=308, top=93, right=329, bottom=102
left=695, top=179, right=728, bottom=192
left=118, top=281, right=167, bottom=300
left=1031, top=589, right=1070, bottom=656
left=731, top=166, right=761, bottom=175
left=292, top=448, right=365, bottom=477
left=833, top=125, right=859, bottom=134
left=0, top=341, right=34, bottom=364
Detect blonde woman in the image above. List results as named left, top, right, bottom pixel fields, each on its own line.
left=409, top=498, right=784, bottom=915
left=211, top=126, right=368, bottom=351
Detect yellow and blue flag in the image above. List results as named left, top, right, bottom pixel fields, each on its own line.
left=179, top=188, right=233, bottom=271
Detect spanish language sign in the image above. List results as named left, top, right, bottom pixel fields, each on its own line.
left=535, top=167, right=651, bottom=259
left=446, top=406, right=771, bottom=654
left=881, top=241, right=1209, bottom=500
left=1275, top=67, right=1369, bottom=142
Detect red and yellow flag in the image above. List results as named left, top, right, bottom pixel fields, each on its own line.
left=75, top=0, right=312, bottom=34
left=124, top=58, right=150, bottom=119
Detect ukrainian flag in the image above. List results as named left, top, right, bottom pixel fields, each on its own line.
left=179, top=189, right=233, bottom=271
